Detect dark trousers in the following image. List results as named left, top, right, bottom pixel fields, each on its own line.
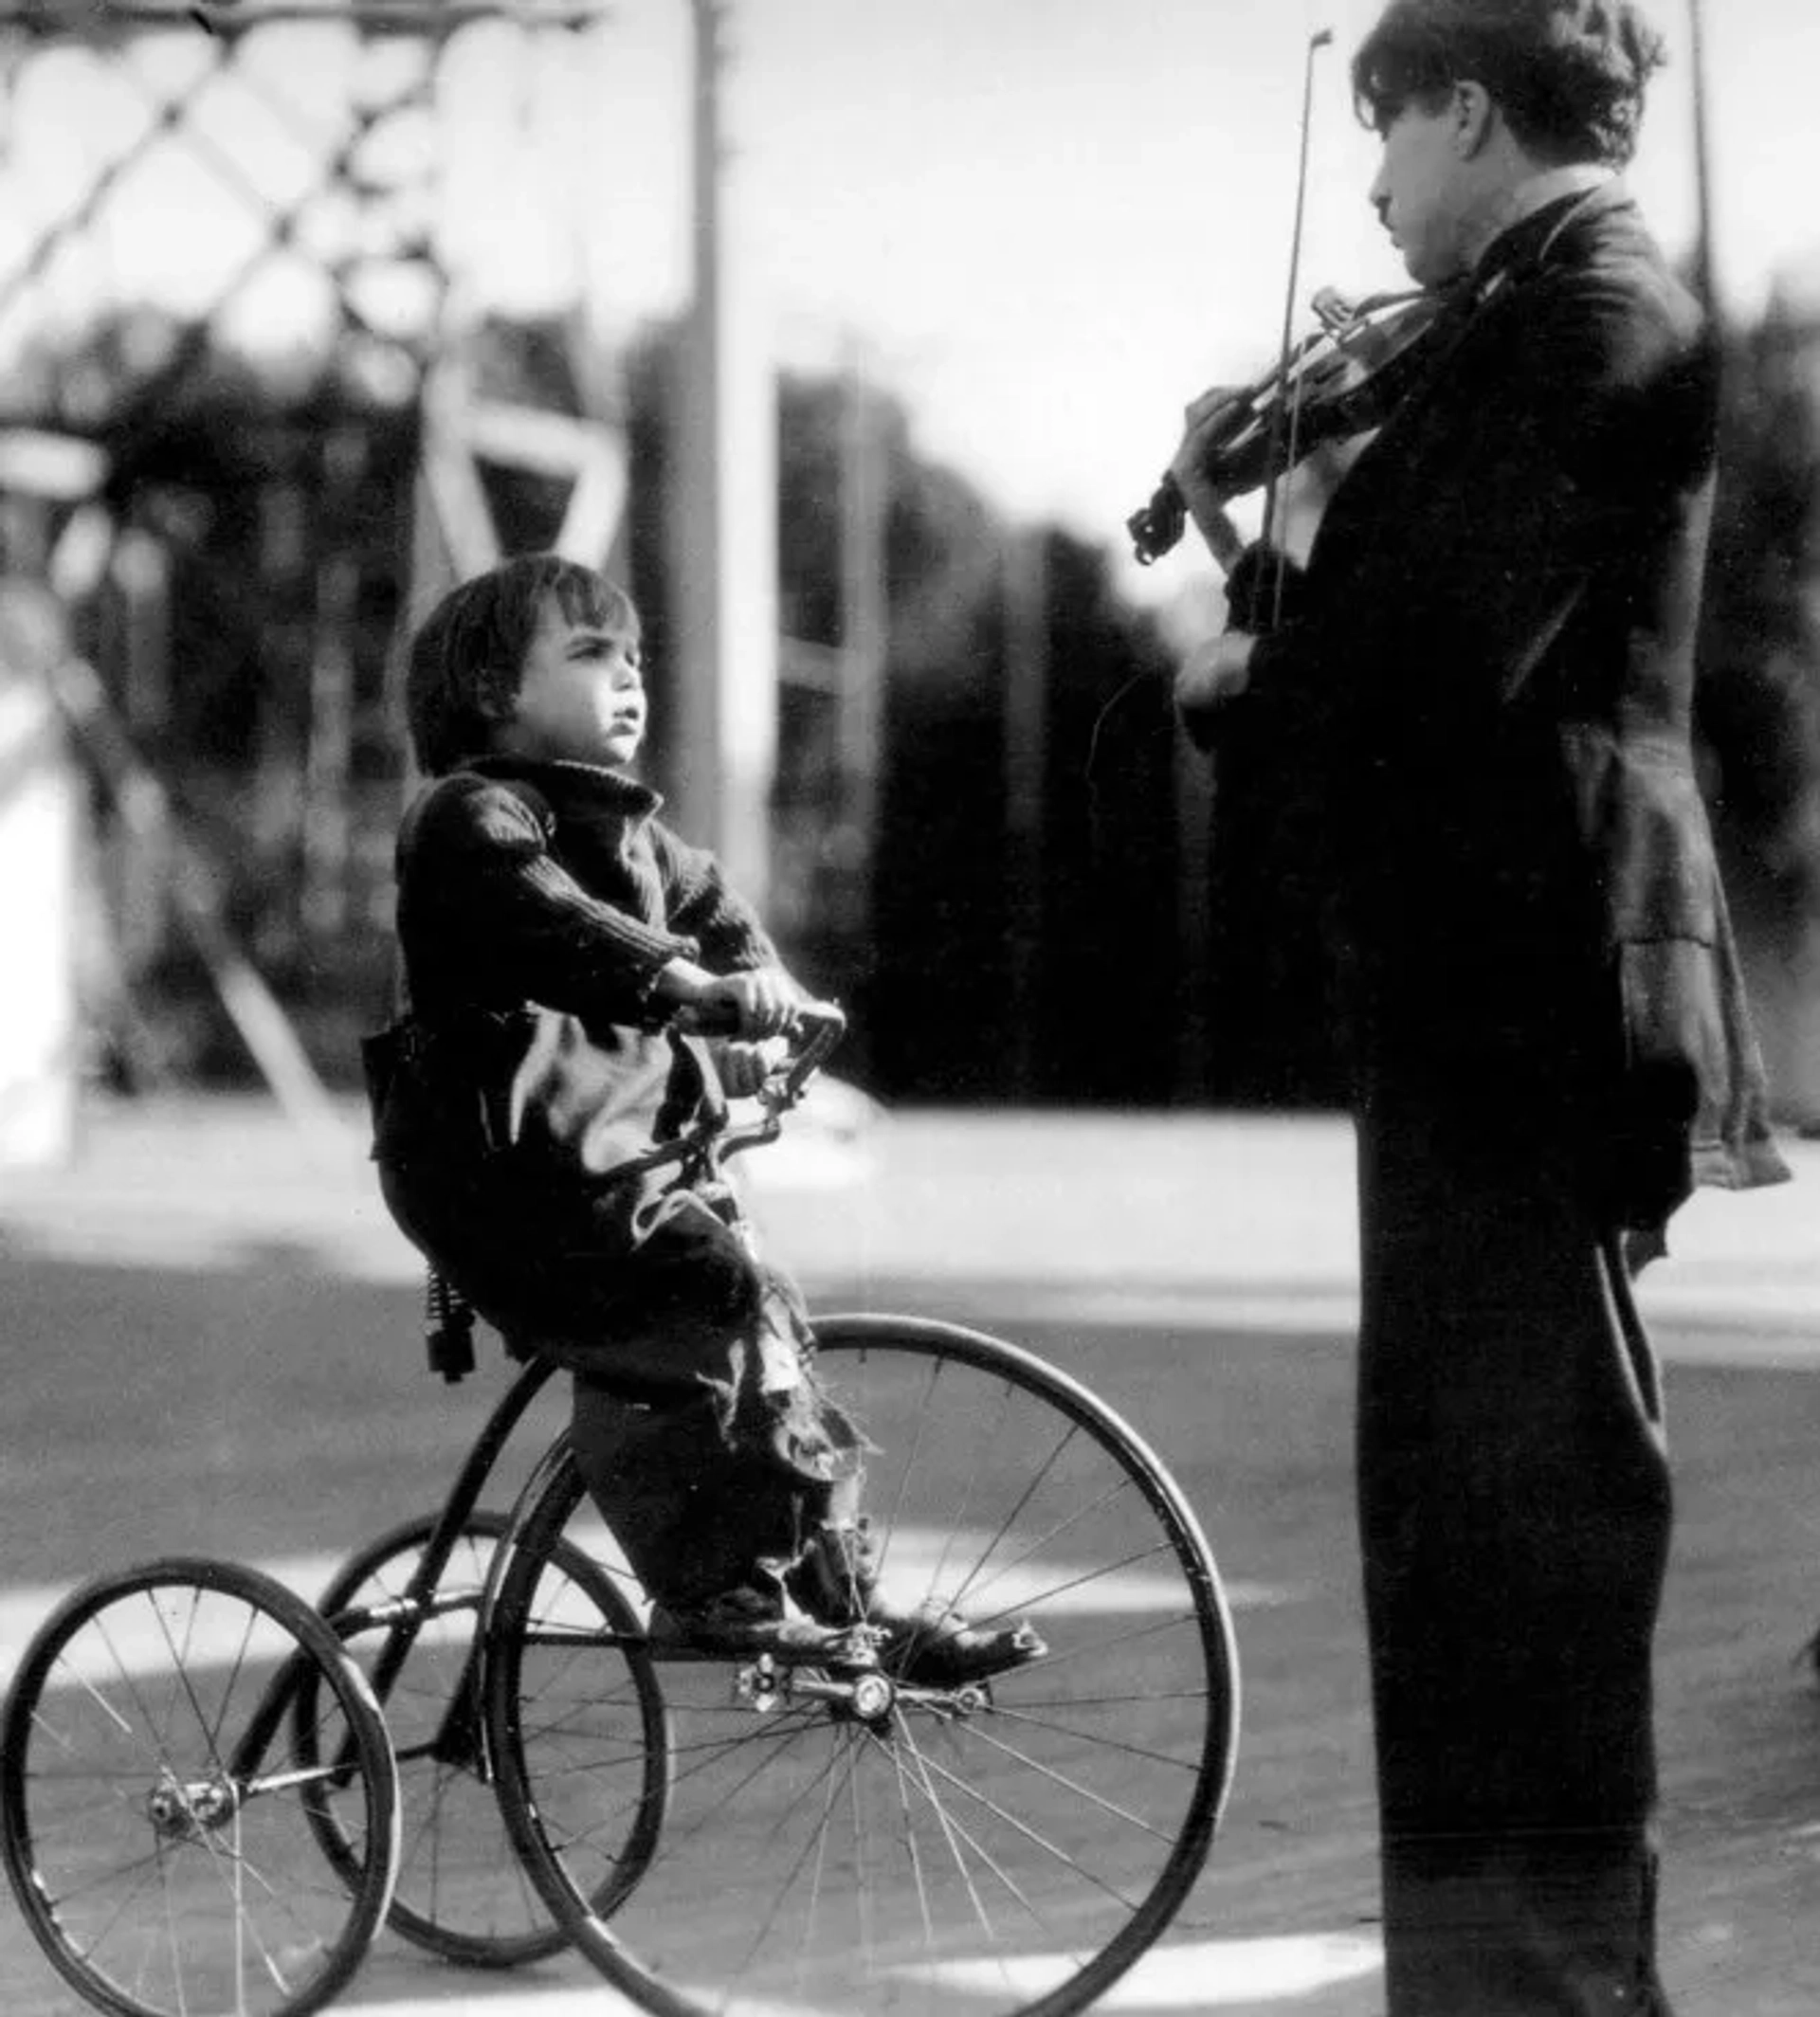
left=553, top=1199, right=860, bottom=1610
left=380, top=1153, right=857, bottom=1608
left=1356, top=1074, right=1677, bottom=2015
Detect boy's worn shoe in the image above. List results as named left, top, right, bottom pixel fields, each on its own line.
left=790, top=1521, right=1046, bottom=1686
left=645, top=1582, right=865, bottom=1666
left=880, top=1600, right=1047, bottom=1687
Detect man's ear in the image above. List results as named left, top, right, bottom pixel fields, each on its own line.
left=1450, top=80, right=1495, bottom=157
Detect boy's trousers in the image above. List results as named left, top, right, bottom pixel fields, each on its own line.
left=380, top=1155, right=860, bottom=1608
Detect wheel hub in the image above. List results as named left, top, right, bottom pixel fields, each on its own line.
left=847, top=1670, right=894, bottom=1721
left=736, top=1655, right=901, bottom=1725
left=146, top=1772, right=239, bottom=1841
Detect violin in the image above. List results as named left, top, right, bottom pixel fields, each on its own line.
left=1127, top=284, right=1446, bottom=569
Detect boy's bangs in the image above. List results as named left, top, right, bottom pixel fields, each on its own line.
left=551, top=566, right=640, bottom=645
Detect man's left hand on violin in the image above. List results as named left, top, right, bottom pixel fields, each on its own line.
left=1169, top=386, right=1248, bottom=490
left=1167, top=385, right=1250, bottom=517
left=1129, top=287, right=1440, bottom=569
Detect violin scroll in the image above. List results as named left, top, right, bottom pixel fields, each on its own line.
left=1126, top=476, right=1190, bottom=570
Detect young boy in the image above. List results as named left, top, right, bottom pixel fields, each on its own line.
left=369, top=553, right=1034, bottom=1680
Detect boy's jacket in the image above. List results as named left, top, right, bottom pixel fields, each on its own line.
left=370, top=756, right=774, bottom=1203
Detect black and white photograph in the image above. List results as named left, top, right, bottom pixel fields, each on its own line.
left=1, top=3, right=1816, bottom=2012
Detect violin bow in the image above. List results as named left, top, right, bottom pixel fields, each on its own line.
left=1166, top=27, right=1335, bottom=591
left=1248, top=25, right=1335, bottom=631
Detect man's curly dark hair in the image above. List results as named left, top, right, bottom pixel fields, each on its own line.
left=1352, top=0, right=1668, bottom=168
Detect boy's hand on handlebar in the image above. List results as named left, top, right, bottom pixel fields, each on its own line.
left=704, top=966, right=799, bottom=1038
left=713, top=1035, right=788, bottom=1098
left=659, top=958, right=801, bottom=1039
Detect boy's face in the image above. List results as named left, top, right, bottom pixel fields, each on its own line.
left=494, top=593, right=646, bottom=770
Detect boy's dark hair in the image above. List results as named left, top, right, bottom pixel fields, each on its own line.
left=1352, top=0, right=1666, bottom=167
left=406, top=553, right=641, bottom=775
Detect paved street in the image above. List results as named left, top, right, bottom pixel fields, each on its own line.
left=1, top=1092, right=1817, bottom=2014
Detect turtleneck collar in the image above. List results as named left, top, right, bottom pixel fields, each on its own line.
left=463, top=753, right=664, bottom=820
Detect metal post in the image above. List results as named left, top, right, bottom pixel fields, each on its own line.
left=837, top=346, right=886, bottom=944
left=1685, top=0, right=1717, bottom=316
left=1003, top=526, right=1047, bottom=1096
left=0, top=579, right=81, bottom=1167
left=666, top=0, right=776, bottom=908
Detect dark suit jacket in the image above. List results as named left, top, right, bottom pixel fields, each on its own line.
left=1191, top=183, right=1788, bottom=1227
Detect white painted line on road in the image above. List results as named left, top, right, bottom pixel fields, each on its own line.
left=333, top=1990, right=864, bottom=2017
left=6, top=1202, right=1811, bottom=1350
left=992, top=1286, right=1363, bottom=1334
left=916, top=1931, right=1384, bottom=2006
left=0, top=1535, right=1301, bottom=1689
left=0, top=1553, right=368, bottom=1692
left=323, top=1934, right=1386, bottom=2014
left=949, top=1281, right=1820, bottom=1361
left=332, top=1994, right=810, bottom=2017
left=329, top=1994, right=646, bottom=2016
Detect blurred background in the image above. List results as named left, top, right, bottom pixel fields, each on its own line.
left=2, top=0, right=1818, bottom=1158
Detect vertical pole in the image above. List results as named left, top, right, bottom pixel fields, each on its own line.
left=1685, top=0, right=1717, bottom=316
left=110, top=527, right=172, bottom=976
left=837, top=344, right=886, bottom=955
left=1003, top=526, right=1047, bottom=1096
left=0, top=580, right=80, bottom=1168
left=666, top=0, right=777, bottom=908
left=302, top=426, right=364, bottom=945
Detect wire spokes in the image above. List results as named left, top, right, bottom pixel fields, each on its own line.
left=487, top=1314, right=1237, bottom=2017
left=3, top=1560, right=398, bottom=2017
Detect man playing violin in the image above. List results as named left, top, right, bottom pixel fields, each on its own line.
left=1170, top=3, right=1789, bottom=2012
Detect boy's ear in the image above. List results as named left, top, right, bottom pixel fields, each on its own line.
left=474, top=680, right=516, bottom=723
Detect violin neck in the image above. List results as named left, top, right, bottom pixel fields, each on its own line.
left=1183, top=488, right=1247, bottom=574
